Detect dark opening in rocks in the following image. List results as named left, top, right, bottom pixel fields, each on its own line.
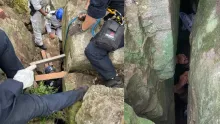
left=174, top=0, right=199, bottom=124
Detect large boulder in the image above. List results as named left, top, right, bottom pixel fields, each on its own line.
left=51, top=0, right=68, bottom=9
left=75, top=85, right=124, bottom=124
left=62, top=0, right=124, bottom=72
left=63, top=73, right=96, bottom=124
left=188, top=0, right=220, bottom=123
left=0, top=6, right=36, bottom=67
left=124, top=103, right=155, bottom=124
left=63, top=73, right=95, bottom=91
left=125, top=0, right=178, bottom=123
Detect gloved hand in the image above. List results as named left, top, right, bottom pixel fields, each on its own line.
left=13, top=65, right=36, bottom=89
left=68, top=24, right=84, bottom=36
left=45, top=13, right=52, bottom=20
left=78, top=9, right=87, bottom=21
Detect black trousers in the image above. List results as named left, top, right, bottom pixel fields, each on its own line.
left=85, top=36, right=124, bottom=80
left=0, top=29, right=84, bottom=124
left=4, top=90, right=84, bottom=124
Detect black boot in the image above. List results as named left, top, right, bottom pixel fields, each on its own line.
left=105, top=76, right=123, bottom=88
left=75, top=85, right=89, bottom=101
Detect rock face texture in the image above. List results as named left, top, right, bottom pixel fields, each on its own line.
left=75, top=85, right=124, bottom=124
left=124, top=103, right=155, bottom=124
left=63, top=73, right=96, bottom=124
left=51, top=0, right=68, bottom=9
left=0, top=6, right=36, bottom=67
left=188, top=0, right=220, bottom=123
left=62, top=0, right=124, bottom=72
left=124, top=0, right=179, bottom=123
left=12, top=0, right=29, bottom=14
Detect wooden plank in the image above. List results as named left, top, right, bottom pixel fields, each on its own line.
left=30, top=54, right=65, bottom=66
left=35, top=71, right=67, bottom=81
left=46, top=53, right=53, bottom=66
left=41, top=50, right=49, bottom=67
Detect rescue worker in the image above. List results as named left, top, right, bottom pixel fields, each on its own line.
left=68, top=0, right=124, bottom=88
left=45, top=8, right=63, bottom=41
left=0, top=29, right=88, bottom=124
left=29, top=0, right=52, bottom=50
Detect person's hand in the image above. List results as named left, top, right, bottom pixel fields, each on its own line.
left=177, top=54, right=189, bottom=64
left=13, top=65, right=36, bottom=89
left=49, top=33, right=56, bottom=39
left=78, top=9, right=87, bottom=21
left=45, top=13, right=52, bottom=20
left=68, top=24, right=83, bottom=36
left=179, top=71, right=188, bottom=86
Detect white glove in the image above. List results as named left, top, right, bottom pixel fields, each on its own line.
left=45, top=13, right=52, bottom=20
left=13, top=65, right=36, bottom=89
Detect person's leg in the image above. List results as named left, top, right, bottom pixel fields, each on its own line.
left=31, top=12, right=43, bottom=46
left=56, top=28, right=62, bottom=41
left=4, top=88, right=87, bottom=124
left=85, top=42, right=116, bottom=80
left=31, top=12, right=47, bottom=50
left=0, top=29, right=24, bottom=78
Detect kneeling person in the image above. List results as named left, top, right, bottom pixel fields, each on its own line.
left=68, top=0, right=124, bottom=88
left=46, top=8, right=63, bottom=41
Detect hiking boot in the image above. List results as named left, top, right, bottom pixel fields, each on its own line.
left=105, top=76, right=123, bottom=88
left=76, top=85, right=89, bottom=101
left=35, top=44, right=47, bottom=50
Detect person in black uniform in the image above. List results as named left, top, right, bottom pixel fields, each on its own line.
left=0, top=29, right=88, bottom=124
left=68, top=0, right=124, bottom=87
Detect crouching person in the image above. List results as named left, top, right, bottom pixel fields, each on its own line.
left=45, top=8, right=63, bottom=41
left=68, top=0, right=124, bottom=88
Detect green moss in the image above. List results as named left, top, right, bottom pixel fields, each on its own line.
left=27, top=82, right=66, bottom=123
left=124, top=103, right=155, bottom=124
left=66, top=102, right=82, bottom=124
left=12, top=0, right=29, bottom=14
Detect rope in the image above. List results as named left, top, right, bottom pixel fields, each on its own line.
left=91, top=19, right=101, bottom=37
left=64, top=17, right=78, bottom=52
left=64, top=17, right=101, bottom=52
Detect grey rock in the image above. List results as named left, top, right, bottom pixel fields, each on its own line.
left=0, top=6, right=36, bottom=67
left=50, top=0, right=68, bottom=9
left=125, top=0, right=179, bottom=123
left=62, top=0, right=124, bottom=72
left=188, top=0, right=220, bottom=123
left=75, top=85, right=124, bottom=124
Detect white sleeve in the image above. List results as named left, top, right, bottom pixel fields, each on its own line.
left=30, top=0, right=42, bottom=10
left=45, top=19, right=52, bottom=33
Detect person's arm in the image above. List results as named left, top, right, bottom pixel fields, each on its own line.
left=174, top=83, right=185, bottom=93
left=81, top=0, right=110, bottom=30
left=82, top=15, right=96, bottom=30
left=174, top=72, right=188, bottom=93
left=45, top=19, right=52, bottom=33
left=39, top=9, right=47, bottom=16
left=0, top=79, right=23, bottom=97
left=85, top=0, right=90, bottom=10
left=30, top=0, right=48, bottom=17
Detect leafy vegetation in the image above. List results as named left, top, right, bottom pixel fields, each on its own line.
left=27, top=82, right=66, bottom=123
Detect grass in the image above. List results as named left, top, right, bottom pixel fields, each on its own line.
left=27, top=82, right=67, bottom=123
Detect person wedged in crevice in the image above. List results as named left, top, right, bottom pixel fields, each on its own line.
left=68, top=0, right=124, bottom=88
left=174, top=0, right=198, bottom=123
